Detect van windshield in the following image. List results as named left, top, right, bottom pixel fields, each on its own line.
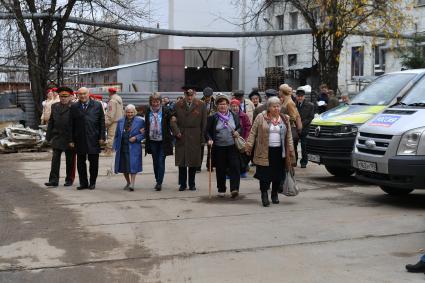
left=350, top=73, right=416, bottom=106
left=402, top=76, right=425, bottom=106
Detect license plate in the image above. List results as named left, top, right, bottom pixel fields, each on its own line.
left=357, top=160, right=377, bottom=172
left=308, top=154, right=320, bottom=163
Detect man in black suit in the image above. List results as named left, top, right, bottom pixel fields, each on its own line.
left=45, top=86, right=76, bottom=187
left=69, top=87, right=106, bottom=190
left=295, top=88, right=315, bottom=168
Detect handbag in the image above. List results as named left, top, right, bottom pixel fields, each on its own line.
left=225, top=121, right=246, bottom=153
left=281, top=169, right=299, bottom=196
left=234, top=135, right=246, bottom=153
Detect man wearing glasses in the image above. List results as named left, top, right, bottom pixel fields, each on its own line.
left=69, top=87, right=105, bottom=190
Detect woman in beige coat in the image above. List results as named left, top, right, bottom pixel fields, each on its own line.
left=245, top=97, right=296, bottom=207
left=279, top=84, right=302, bottom=144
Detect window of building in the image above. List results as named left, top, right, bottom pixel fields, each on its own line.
left=275, top=55, right=284, bottom=67
left=288, top=54, right=297, bottom=66
left=351, top=46, right=364, bottom=78
left=418, top=0, right=425, bottom=6
left=104, top=75, right=109, bottom=83
left=312, top=7, right=322, bottom=25
left=373, top=45, right=386, bottom=75
left=276, top=15, right=284, bottom=30
left=290, top=12, right=298, bottom=30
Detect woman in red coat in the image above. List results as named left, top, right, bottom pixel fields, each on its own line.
left=230, top=99, right=252, bottom=177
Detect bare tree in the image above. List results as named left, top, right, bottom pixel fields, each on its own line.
left=0, top=0, right=148, bottom=120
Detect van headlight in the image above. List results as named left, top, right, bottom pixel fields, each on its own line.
left=397, top=127, right=425, bottom=155
left=334, top=125, right=358, bottom=136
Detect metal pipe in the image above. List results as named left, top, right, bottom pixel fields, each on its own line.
left=0, top=12, right=414, bottom=39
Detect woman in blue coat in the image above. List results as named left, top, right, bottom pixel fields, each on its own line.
left=113, top=104, right=145, bottom=191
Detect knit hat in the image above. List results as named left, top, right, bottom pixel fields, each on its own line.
left=203, top=87, right=213, bottom=97
left=249, top=90, right=261, bottom=100
left=230, top=99, right=240, bottom=106
left=215, top=93, right=230, bottom=105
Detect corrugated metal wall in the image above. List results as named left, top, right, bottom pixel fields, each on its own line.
left=16, top=92, right=37, bottom=128
left=117, top=63, right=158, bottom=93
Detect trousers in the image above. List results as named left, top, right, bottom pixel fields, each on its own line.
left=77, top=153, right=99, bottom=186
left=150, top=141, right=166, bottom=185
left=106, top=122, right=117, bottom=150
left=49, top=148, right=76, bottom=184
left=294, top=132, right=308, bottom=166
left=213, top=145, right=240, bottom=192
left=178, top=167, right=197, bottom=188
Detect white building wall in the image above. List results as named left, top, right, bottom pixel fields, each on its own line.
left=265, top=1, right=425, bottom=94
left=167, top=0, right=263, bottom=92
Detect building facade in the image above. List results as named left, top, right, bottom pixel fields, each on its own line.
left=264, top=1, right=425, bottom=94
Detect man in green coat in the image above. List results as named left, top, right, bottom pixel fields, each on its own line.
left=171, top=89, right=207, bottom=191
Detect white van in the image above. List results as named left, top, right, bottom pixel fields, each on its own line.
left=352, top=72, right=425, bottom=195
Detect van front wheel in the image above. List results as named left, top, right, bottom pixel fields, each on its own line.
left=380, top=186, right=414, bottom=196
left=325, top=166, right=354, bottom=177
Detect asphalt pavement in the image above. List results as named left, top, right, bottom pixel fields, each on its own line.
left=0, top=151, right=424, bottom=282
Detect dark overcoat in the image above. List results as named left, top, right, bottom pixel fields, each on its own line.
left=144, top=107, right=174, bottom=156
left=113, top=116, right=145, bottom=174
left=70, top=99, right=106, bottom=154
left=297, top=101, right=315, bottom=136
left=171, top=98, right=207, bottom=167
left=46, top=102, right=72, bottom=150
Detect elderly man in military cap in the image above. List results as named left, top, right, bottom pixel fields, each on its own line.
left=201, top=87, right=216, bottom=116
left=45, top=86, right=76, bottom=187
left=232, top=90, right=255, bottom=124
left=171, top=88, right=207, bottom=191
left=105, top=87, right=124, bottom=155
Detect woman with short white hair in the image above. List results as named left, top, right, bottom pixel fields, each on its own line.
left=113, top=104, right=145, bottom=191
left=245, top=97, right=296, bottom=206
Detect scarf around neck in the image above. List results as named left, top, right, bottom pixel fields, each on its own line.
left=149, top=106, right=162, bottom=140
left=217, top=111, right=231, bottom=128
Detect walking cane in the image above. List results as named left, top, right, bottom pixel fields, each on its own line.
left=208, top=144, right=212, bottom=199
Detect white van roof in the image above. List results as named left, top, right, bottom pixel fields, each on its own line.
left=389, top=69, right=425, bottom=75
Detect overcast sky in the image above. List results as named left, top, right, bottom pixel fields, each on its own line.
left=140, top=0, right=169, bottom=28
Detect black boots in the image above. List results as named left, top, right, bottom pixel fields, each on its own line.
left=406, top=260, right=425, bottom=273
left=261, top=191, right=270, bottom=207
left=271, top=190, right=279, bottom=204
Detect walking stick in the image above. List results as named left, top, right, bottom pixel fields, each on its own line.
left=208, top=144, right=212, bottom=199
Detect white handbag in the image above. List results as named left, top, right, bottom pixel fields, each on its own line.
left=282, top=169, right=299, bottom=196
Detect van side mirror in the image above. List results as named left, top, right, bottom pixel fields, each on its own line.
left=396, top=96, right=402, bottom=103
